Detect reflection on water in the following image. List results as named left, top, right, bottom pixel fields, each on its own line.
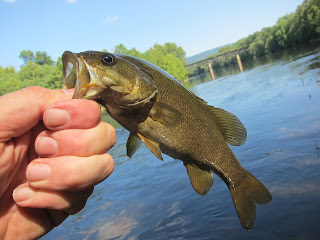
left=42, top=44, right=320, bottom=240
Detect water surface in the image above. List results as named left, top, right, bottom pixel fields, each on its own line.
left=42, top=45, right=320, bottom=240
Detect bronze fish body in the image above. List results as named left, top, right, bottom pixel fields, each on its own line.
left=62, top=51, right=272, bottom=230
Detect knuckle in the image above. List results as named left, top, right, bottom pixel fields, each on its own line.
left=72, top=135, right=87, bottom=156
left=103, top=154, right=114, bottom=176
left=56, top=161, right=85, bottom=190
left=88, top=154, right=114, bottom=184
left=105, top=124, right=117, bottom=149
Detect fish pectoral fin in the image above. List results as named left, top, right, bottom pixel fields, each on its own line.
left=149, top=102, right=182, bottom=127
left=185, top=163, right=213, bottom=196
left=137, top=133, right=163, bottom=161
left=210, top=107, right=247, bottom=146
left=126, top=132, right=142, bottom=158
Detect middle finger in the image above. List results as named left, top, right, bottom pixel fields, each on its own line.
left=35, top=122, right=116, bottom=157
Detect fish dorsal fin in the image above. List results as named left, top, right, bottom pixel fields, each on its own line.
left=137, top=133, right=163, bottom=161
left=149, top=102, right=182, bottom=127
left=185, top=163, right=213, bottom=196
left=126, top=132, right=142, bottom=158
left=210, top=107, right=247, bottom=146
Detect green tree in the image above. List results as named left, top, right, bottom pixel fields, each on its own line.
left=19, top=50, right=34, bottom=65
left=55, top=56, right=63, bottom=68
left=126, top=48, right=144, bottom=58
left=113, top=43, right=188, bottom=81
left=19, top=50, right=54, bottom=66
left=114, top=44, right=129, bottom=54
left=34, top=51, right=54, bottom=65
left=0, top=66, right=23, bottom=95
left=248, top=32, right=266, bottom=57
left=18, top=61, right=61, bottom=89
left=162, top=42, right=187, bottom=65
left=145, top=44, right=188, bottom=80
left=114, top=44, right=144, bottom=58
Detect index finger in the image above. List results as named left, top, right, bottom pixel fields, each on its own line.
left=43, top=99, right=102, bottom=130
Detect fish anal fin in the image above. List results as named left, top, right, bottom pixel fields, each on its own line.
left=229, top=170, right=272, bottom=230
left=185, top=163, right=213, bottom=196
left=137, top=133, right=163, bottom=161
left=126, top=132, right=142, bottom=158
left=210, top=107, right=247, bottom=146
left=149, top=102, right=182, bottom=127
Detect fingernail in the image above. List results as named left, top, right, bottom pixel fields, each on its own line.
left=47, top=108, right=70, bottom=127
left=27, top=163, right=51, bottom=182
left=36, top=136, right=58, bottom=156
left=13, top=187, right=35, bottom=202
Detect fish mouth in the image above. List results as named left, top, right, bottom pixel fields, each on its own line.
left=62, top=51, right=158, bottom=108
left=62, top=51, right=97, bottom=99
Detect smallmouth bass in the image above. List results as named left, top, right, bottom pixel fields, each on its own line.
left=62, top=51, right=272, bottom=230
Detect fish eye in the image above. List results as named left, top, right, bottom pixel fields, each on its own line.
left=101, top=54, right=117, bottom=65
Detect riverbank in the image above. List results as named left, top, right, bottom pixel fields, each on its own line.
left=184, top=41, right=320, bottom=89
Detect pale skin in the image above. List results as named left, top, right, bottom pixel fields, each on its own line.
left=0, top=86, right=116, bottom=239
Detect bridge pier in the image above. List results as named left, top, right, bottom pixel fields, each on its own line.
left=236, top=54, right=243, bottom=72
left=208, top=63, right=215, bottom=80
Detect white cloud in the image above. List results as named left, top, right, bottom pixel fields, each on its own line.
left=104, top=16, right=120, bottom=24
left=3, top=0, right=16, bottom=3
left=65, top=0, right=77, bottom=3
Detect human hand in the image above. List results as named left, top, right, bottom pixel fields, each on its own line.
left=0, top=86, right=116, bottom=239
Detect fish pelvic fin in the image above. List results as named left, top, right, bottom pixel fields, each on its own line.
left=229, top=170, right=272, bottom=231
left=185, top=163, right=213, bottom=196
left=137, top=133, right=163, bottom=161
left=126, top=132, right=142, bottom=158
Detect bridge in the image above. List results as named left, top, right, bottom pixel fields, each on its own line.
left=186, top=47, right=249, bottom=80
left=187, top=47, right=249, bottom=68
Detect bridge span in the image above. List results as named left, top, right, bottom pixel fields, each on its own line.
left=186, top=47, right=249, bottom=80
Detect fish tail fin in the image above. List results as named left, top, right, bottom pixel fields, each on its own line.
left=229, top=170, right=272, bottom=231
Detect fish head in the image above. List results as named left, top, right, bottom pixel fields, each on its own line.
left=62, top=51, right=158, bottom=108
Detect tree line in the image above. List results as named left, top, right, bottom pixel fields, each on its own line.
left=0, top=43, right=188, bottom=96
left=112, top=42, right=188, bottom=81
left=189, top=0, right=320, bottom=75
left=0, top=51, right=62, bottom=96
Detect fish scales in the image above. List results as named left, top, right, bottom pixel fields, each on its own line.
left=122, top=55, right=242, bottom=180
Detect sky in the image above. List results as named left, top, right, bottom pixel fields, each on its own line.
left=0, top=0, right=303, bottom=69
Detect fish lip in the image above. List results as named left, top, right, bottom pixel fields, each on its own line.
left=62, top=51, right=92, bottom=99
left=62, top=51, right=79, bottom=89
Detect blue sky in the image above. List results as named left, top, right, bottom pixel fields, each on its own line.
left=1, top=0, right=302, bottom=69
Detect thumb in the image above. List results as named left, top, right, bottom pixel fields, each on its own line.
left=0, top=87, right=74, bottom=142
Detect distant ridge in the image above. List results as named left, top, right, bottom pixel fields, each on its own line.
left=186, top=43, right=234, bottom=65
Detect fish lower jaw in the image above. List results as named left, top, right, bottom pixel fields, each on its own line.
left=104, top=91, right=157, bottom=109
left=83, top=89, right=102, bottom=100
left=78, top=83, right=105, bottom=100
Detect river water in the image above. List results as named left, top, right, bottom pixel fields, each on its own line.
left=42, top=44, right=320, bottom=240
